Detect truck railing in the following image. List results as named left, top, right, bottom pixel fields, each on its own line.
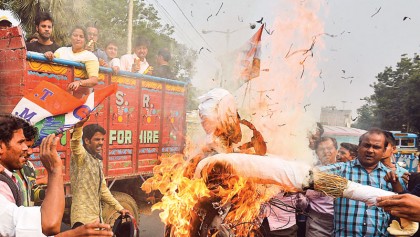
left=26, top=51, right=187, bottom=86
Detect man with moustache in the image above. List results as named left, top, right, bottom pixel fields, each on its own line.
left=0, top=115, right=30, bottom=205
left=13, top=119, right=47, bottom=207
left=70, top=118, right=130, bottom=228
left=0, top=114, right=114, bottom=236
left=318, top=128, right=393, bottom=236
left=0, top=114, right=64, bottom=236
left=26, top=12, right=60, bottom=53
left=85, top=23, right=108, bottom=66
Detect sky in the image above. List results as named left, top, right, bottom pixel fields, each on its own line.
left=3, top=1, right=419, bottom=156
left=145, top=0, right=420, bottom=120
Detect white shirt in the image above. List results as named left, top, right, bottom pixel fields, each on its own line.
left=120, top=53, right=149, bottom=73
left=108, top=57, right=121, bottom=68
left=0, top=195, right=45, bottom=237
left=54, top=47, right=97, bottom=62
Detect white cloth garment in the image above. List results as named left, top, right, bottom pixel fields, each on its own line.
left=0, top=194, right=45, bottom=237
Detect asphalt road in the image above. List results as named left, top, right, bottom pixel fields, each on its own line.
left=138, top=209, right=165, bottom=237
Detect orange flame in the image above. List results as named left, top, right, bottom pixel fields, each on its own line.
left=143, top=156, right=281, bottom=236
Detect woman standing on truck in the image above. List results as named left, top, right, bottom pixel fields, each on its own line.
left=44, top=26, right=98, bottom=93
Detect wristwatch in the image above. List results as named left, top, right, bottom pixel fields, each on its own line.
left=79, top=80, right=83, bottom=87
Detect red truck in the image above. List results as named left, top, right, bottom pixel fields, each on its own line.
left=0, top=26, right=187, bottom=224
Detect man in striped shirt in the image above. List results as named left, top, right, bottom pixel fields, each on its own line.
left=319, top=128, right=393, bottom=237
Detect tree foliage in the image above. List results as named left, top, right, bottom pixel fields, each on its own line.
left=353, top=54, right=420, bottom=132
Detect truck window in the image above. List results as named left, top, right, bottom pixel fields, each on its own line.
left=400, top=138, right=415, bottom=147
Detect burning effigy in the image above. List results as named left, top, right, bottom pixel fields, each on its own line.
left=142, top=88, right=418, bottom=237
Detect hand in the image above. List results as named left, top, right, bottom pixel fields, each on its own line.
left=44, top=51, right=55, bottom=61
left=384, top=171, right=403, bottom=193
left=401, top=172, right=410, bottom=185
left=119, top=208, right=131, bottom=217
left=111, top=66, right=120, bottom=74
left=74, top=116, right=90, bottom=128
left=98, top=58, right=107, bottom=67
left=40, top=134, right=62, bottom=174
left=131, top=63, right=140, bottom=73
left=67, top=81, right=83, bottom=91
left=377, top=194, right=420, bottom=222
left=58, top=221, right=113, bottom=237
left=85, top=42, right=95, bottom=52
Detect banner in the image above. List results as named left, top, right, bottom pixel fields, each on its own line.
left=12, top=81, right=117, bottom=145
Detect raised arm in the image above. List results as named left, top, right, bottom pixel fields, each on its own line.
left=39, top=134, right=64, bottom=236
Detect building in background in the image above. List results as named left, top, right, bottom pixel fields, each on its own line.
left=320, top=106, right=352, bottom=127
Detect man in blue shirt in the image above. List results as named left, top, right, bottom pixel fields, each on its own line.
left=319, top=128, right=393, bottom=236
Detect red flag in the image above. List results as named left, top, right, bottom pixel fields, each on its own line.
left=238, top=24, right=263, bottom=83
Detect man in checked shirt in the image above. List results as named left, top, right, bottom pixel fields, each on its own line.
left=318, top=127, right=395, bottom=237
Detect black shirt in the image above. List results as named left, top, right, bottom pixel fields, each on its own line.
left=154, top=65, right=174, bottom=79
left=26, top=41, right=60, bottom=53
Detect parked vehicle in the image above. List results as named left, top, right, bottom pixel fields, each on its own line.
left=0, top=26, right=187, bottom=224
left=391, top=131, right=419, bottom=172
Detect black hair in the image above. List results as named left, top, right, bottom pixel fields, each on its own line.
left=134, top=36, right=150, bottom=48
left=35, top=11, right=54, bottom=26
left=340, top=142, right=358, bottom=157
left=0, top=114, right=32, bottom=148
left=384, top=131, right=397, bottom=147
left=26, top=32, right=40, bottom=42
left=85, top=22, right=99, bottom=31
left=158, top=48, right=171, bottom=62
left=16, top=118, right=38, bottom=142
left=105, top=40, right=118, bottom=49
left=315, top=136, right=338, bottom=150
left=82, top=124, right=106, bottom=144
left=359, top=127, right=388, bottom=149
left=70, top=25, right=87, bottom=40
left=316, top=122, right=324, bottom=136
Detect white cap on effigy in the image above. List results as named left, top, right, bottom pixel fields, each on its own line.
left=198, top=88, right=238, bottom=135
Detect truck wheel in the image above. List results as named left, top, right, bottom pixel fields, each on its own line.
left=102, top=191, right=139, bottom=227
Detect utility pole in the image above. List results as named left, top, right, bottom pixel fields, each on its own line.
left=127, top=0, right=133, bottom=54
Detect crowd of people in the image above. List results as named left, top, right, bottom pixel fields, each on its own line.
left=2, top=11, right=420, bottom=237
left=25, top=11, right=175, bottom=89
left=0, top=114, right=116, bottom=236
left=260, top=124, right=420, bottom=237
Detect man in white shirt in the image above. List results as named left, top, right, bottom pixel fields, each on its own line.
left=0, top=114, right=63, bottom=236
left=0, top=115, right=113, bottom=237
left=120, top=36, right=152, bottom=74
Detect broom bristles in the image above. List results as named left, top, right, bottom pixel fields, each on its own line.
left=313, top=172, right=348, bottom=198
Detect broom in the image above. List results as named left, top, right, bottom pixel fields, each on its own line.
left=313, top=171, right=395, bottom=204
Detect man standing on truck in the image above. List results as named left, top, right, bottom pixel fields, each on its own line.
left=120, top=36, right=152, bottom=74
left=26, top=12, right=60, bottom=53
left=85, top=23, right=108, bottom=66
left=70, top=118, right=130, bottom=228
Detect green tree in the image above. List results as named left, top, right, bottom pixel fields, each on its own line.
left=1, top=0, right=83, bottom=45
left=352, top=99, right=379, bottom=130
left=354, top=54, right=420, bottom=132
